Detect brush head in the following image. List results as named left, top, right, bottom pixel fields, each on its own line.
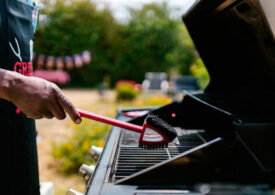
left=145, top=114, right=177, bottom=141
left=138, top=114, right=177, bottom=149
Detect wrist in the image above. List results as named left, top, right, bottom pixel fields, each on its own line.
left=0, top=70, right=22, bottom=101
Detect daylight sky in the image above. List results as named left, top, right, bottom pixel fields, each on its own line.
left=92, top=0, right=197, bottom=22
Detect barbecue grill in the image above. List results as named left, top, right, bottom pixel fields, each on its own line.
left=70, top=0, right=275, bottom=194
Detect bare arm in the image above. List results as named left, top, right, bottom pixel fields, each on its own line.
left=0, top=68, right=82, bottom=124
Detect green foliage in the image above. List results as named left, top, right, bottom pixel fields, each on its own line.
left=111, top=3, right=197, bottom=82
left=138, top=94, right=172, bottom=106
left=112, top=4, right=178, bottom=82
left=52, top=120, right=109, bottom=174
left=116, top=83, right=139, bottom=101
left=35, top=0, right=119, bottom=87
left=190, top=58, right=210, bottom=89
left=166, top=25, right=198, bottom=75
left=35, top=1, right=198, bottom=87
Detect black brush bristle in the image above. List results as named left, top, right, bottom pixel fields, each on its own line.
left=139, top=143, right=167, bottom=150
left=145, top=114, right=177, bottom=141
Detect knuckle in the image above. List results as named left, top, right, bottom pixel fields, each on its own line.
left=51, top=86, right=59, bottom=96
left=26, top=114, right=32, bottom=119
left=47, top=116, right=54, bottom=119
left=54, top=84, right=61, bottom=93
left=25, top=112, right=36, bottom=119
left=44, top=113, right=54, bottom=119
left=50, top=84, right=59, bottom=95
left=60, top=114, right=66, bottom=120
left=56, top=113, right=66, bottom=120
left=33, top=115, right=42, bottom=119
left=56, top=92, right=66, bottom=103
left=52, top=108, right=66, bottom=120
left=62, top=98, right=73, bottom=110
left=66, top=100, right=73, bottom=109
left=51, top=83, right=58, bottom=89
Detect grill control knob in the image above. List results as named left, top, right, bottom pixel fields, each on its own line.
left=79, top=164, right=95, bottom=181
left=66, top=188, right=83, bottom=195
left=89, top=145, right=103, bottom=161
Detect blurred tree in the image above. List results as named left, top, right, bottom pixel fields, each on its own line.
left=34, top=1, right=198, bottom=87
left=190, top=58, right=210, bottom=89
left=166, top=25, right=198, bottom=75
left=35, top=0, right=120, bottom=87
left=112, top=3, right=196, bottom=83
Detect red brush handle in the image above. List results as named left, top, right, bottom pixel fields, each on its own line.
left=77, top=109, right=143, bottom=133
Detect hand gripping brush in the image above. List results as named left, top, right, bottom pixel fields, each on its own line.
left=78, top=109, right=177, bottom=149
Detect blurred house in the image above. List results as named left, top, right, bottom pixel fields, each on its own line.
left=170, top=76, right=199, bottom=94
left=142, top=72, right=169, bottom=94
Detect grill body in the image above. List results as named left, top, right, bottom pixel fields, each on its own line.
left=85, top=95, right=273, bottom=194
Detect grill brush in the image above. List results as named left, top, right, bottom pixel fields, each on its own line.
left=78, top=109, right=177, bottom=149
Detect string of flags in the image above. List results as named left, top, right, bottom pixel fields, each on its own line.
left=33, top=50, right=92, bottom=70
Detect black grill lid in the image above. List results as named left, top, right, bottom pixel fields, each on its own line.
left=183, top=0, right=275, bottom=93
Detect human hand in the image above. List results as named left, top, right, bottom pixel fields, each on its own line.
left=6, top=72, right=82, bottom=124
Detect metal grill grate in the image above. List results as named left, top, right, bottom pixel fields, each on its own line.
left=112, top=131, right=205, bottom=182
left=113, top=147, right=174, bottom=181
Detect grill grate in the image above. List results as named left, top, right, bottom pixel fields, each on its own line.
left=113, top=147, right=174, bottom=181
left=112, top=131, right=205, bottom=182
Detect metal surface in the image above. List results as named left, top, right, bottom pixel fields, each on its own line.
left=113, top=146, right=191, bottom=182
left=89, top=145, right=103, bottom=161
left=113, top=147, right=176, bottom=182
left=115, top=137, right=222, bottom=185
left=79, top=164, right=95, bottom=183
left=85, top=102, right=274, bottom=194
left=66, top=189, right=83, bottom=195
left=85, top=91, right=275, bottom=194
left=184, top=0, right=275, bottom=94
left=112, top=128, right=206, bottom=183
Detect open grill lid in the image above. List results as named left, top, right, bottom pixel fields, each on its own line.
left=183, top=0, right=275, bottom=122
left=183, top=0, right=275, bottom=93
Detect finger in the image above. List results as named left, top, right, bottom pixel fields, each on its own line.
left=43, top=111, right=54, bottom=119
left=26, top=114, right=32, bottom=119
left=48, top=102, right=66, bottom=120
left=34, top=115, right=43, bottom=120
left=26, top=114, right=43, bottom=120
left=55, top=90, right=82, bottom=124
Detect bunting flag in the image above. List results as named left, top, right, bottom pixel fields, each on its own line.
left=33, top=50, right=91, bottom=70
left=37, top=54, right=45, bottom=68
left=56, top=57, right=64, bottom=70
left=65, top=56, right=74, bottom=70
left=73, top=54, right=83, bottom=68
left=33, top=50, right=91, bottom=85
left=82, top=50, right=91, bottom=64
left=46, top=56, right=55, bottom=69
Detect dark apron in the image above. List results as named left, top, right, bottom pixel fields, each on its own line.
left=0, top=0, right=40, bottom=194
